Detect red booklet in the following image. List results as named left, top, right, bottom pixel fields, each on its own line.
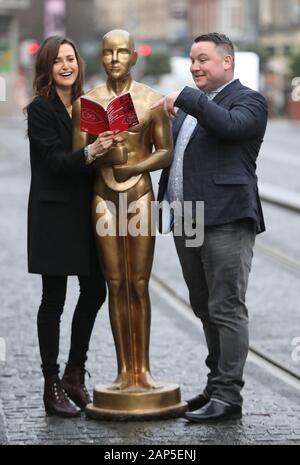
left=80, top=92, right=139, bottom=135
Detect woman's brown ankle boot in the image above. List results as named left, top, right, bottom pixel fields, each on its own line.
left=43, top=374, right=81, bottom=417
left=61, top=365, right=92, bottom=410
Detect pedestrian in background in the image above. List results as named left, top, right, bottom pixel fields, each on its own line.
left=153, top=33, right=268, bottom=422
left=26, top=36, right=114, bottom=417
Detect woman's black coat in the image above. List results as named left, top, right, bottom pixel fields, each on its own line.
left=27, top=93, right=94, bottom=275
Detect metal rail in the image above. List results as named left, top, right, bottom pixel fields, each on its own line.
left=255, top=242, right=300, bottom=275
left=151, top=273, right=300, bottom=385
left=260, top=188, right=300, bottom=213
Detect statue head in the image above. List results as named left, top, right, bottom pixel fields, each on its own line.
left=102, top=29, right=138, bottom=81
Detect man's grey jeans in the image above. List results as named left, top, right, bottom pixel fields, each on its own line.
left=174, top=218, right=256, bottom=406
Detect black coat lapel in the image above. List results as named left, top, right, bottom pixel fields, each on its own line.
left=51, top=93, right=72, bottom=134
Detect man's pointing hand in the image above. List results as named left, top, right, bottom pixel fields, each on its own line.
left=151, top=91, right=181, bottom=119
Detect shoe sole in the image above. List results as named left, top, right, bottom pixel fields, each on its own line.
left=184, top=412, right=242, bottom=423
left=45, top=408, right=81, bottom=418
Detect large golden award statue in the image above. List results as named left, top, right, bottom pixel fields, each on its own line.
left=73, top=29, right=186, bottom=419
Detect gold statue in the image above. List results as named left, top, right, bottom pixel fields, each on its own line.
left=72, top=29, right=186, bottom=418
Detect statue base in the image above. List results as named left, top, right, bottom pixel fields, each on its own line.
left=85, top=383, right=187, bottom=420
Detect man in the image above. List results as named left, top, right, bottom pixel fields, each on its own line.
left=72, top=30, right=173, bottom=392
left=153, top=33, right=267, bottom=422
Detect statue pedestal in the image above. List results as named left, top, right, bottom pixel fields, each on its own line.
left=85, top=383, right=187, bottom=420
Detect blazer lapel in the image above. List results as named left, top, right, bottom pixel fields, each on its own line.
left=213, top=79, right=241, bottom=105
left=51, top=94, right=72, bottom=134
left=171, top=80, right=242, bottom=152
left=172, top=109, right=187, bottom=145
left=173, top=108, right=201, bottom=149
left=187, top=79, right=242, bottom=144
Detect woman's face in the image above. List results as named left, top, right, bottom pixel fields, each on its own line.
left=52, top=43, right=79, bottom=89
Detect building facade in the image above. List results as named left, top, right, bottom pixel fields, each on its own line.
left=259, top=0, right=300, bottom=54
left=0, top=0, right=31, bottom=112
left=187, top=0, right=258, bottom=46
left=94, top=0, right=188, bottom=49
left=258, top=0, right=300, bottom=117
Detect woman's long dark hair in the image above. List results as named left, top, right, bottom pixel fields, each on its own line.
left=33, top=35, right=84, bottom=103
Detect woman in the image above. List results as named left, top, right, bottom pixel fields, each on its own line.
left=26, top=36, right=115, bottom=417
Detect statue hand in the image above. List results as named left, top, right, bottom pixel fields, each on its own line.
left=109, top=147, right=128, bottom=165
left=113, top=164, right=136, bottom=183
left=93, top=137, right=128, bottom=166
left=109, top=137, right=128, bottom=165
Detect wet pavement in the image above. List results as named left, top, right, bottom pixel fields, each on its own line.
left=0, top=117, right=300, bottom=445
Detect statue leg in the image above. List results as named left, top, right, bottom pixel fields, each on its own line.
left=127, top=190, right=160, bottom=389
left=92, top=195, right=134, bottom=389
left=93, top=192, right=160, bottom=391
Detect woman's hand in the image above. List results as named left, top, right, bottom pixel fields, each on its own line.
left=89, top=131, right=115, bottom=158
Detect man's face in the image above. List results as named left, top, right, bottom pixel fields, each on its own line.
left=189, top=41, right=233, bottom=92
left=102, top=35, right=137, bottom=80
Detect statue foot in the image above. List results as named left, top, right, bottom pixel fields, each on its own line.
left=108, top=371, right=162, bottom=392
left=109, top=373, right=134, bottom=391
left=134, top=371, right=161, bottom=390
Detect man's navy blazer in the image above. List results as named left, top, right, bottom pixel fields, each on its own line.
left=157, top=79, right=268, bottom=233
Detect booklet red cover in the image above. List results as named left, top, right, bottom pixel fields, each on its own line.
left=80, top=92, right=139, bottom=135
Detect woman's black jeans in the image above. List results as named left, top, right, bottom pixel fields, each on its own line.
left=37, top=266, right=106, bottom=376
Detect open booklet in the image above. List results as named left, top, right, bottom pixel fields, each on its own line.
left=80, top=92, right=139, bottom=135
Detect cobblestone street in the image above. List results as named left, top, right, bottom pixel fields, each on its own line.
left=1, top=117, right=300, bottom=445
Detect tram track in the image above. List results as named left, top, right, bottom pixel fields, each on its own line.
left=255, top=241, right=300, bottom=275
left=2, top=121, right=300, bottom=387
left=150, top=267, right=300, bottom=391
left=260, top=186, right=300, bottom=213
left=151, top=198, right=300, bottom=387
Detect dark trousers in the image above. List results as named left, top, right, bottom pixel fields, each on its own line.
left=37, top=263, right=106, bottom=376
left=174, top=219, right=256, bottom=406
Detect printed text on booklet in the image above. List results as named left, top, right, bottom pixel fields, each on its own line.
left=80, top=92, right=139, bottom=135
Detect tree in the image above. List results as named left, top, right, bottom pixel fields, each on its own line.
left=289, top=49, right=300, bottom=78
left=143, top=52, right=171, bottom=77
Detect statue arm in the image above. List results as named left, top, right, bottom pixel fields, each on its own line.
left=113, top=107, right=173, bottom=182
left=139, top=106, right=173, bottom=171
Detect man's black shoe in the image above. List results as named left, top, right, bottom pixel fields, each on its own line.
left=186, top=393, right=210, bottom=412
left=184, top=399, right=242, bottom=423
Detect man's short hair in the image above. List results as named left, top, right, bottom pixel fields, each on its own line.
left=194, top=32, right=235, bottom=68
